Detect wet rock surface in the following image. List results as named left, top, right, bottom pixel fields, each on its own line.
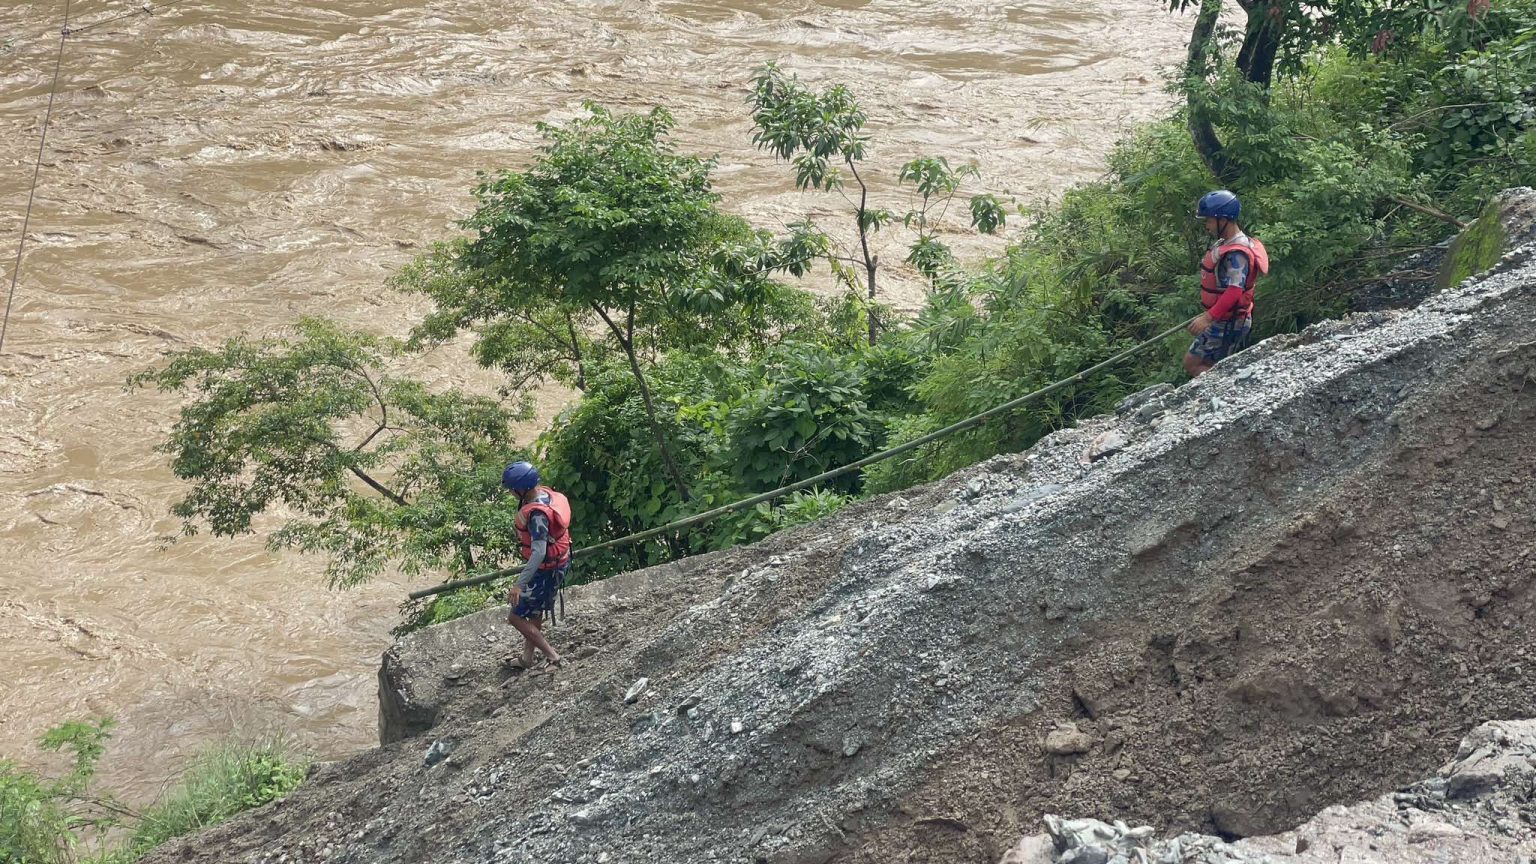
left=145, top=225, right=1536, bottom=863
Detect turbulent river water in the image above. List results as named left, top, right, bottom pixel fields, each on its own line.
left=0, top=0, right=1190, bottom=802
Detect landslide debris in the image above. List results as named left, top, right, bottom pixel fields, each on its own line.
left=145, top=201, right=1536, bottom=864
left=1002, top=718, right=1536, bottom=863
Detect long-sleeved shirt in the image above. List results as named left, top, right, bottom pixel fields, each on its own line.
left=1206, top=235, right=1254, bottom=321
left=515, top=512, right=550, bottom=589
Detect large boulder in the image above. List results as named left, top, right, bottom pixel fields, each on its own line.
left=1437, top=186, right=1536, bottom=290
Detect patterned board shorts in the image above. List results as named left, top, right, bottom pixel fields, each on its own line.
left=1188, top=317, right=1252, bottom=364
left=512, top=564, right=568, bottom=621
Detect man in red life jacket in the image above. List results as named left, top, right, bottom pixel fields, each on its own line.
left=1185, top=189, right=1270, bottom=377
left=501, top=460, right=571, bottom=672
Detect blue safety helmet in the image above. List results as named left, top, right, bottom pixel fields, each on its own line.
left=501, top=460, right=540, bottom=491
left=1196, top=189, right=1241, bottom=220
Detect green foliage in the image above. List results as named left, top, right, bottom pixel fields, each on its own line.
left=413, top=103, right=815, bottom=502
left=866, top=261, right=1116, bottom=491
left=131, top=318, right=525, bottom=588
left=538, top=351, right=740, bottom=578
left=397, top=579, right=507, bottom=637
left=114, top=739, right=305, bottom=861
left=451, top=104, right=792, bottom=354
left=1, top=721, right=305, bottom=864
left=0, top=719, right=117, bottom=864
left=394, top=239, right=602, bottom=392
left=145, top=7, right=1536, bottom=631
left=749, top=62, right=1007, bottom=334
left=1167, top=0, right=1515, bottom=78
left=704, top=488, right=853, bottom=551
left=723, top=342, right=877, bottom=493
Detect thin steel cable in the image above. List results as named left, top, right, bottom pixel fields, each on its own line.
left=408, top=314, right=1199, bottom=600
left=1, top=0, right=72, bottom=355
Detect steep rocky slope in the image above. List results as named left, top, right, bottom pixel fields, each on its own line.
left=146, top=214, right=1536, bottom=864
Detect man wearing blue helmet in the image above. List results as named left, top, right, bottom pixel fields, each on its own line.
left=500, top=460, right=571, bottom=672
left=1185, top=189, right=1270, bottom=377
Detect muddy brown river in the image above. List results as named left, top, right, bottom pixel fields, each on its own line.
left=0, top=0, right=1190, bottom=802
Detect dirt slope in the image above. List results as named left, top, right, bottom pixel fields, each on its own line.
left=145, top=227, right=1536, bottom=864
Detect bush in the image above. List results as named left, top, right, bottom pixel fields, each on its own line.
left=723, top=342, right=878, bottom=494
left=0, top=721, right=305, bottom=864
left=0, top=719, right=117, bottom=864
left=113, top=739, right=305, bottom=861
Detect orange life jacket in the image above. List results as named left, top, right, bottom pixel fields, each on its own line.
left=1199, top=235, right=1269, bottom=319
left=516, top=486, right=572, bottom=568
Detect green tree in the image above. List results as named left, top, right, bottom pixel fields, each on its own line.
left=1172, top=0, right=1514, bottom=184
left=748, top=63, right=1007, bottom=344
left=396, top=239, right=601, bottom=393
left=428, top=104, right=803, bottom=503
left=130, top=318, right=525, bottom=588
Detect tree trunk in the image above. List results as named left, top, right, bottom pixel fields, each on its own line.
left=847, top=159, right=880, bottom=346
left=863, top=253, right=878, bottom=347
left=1186, top=0, right=1240, bottom=184
left=565, top=314, right=587, bottom=391
left=1236, top=1, right=1281, bottom=87
left=592, top=304, right=693, bottom=503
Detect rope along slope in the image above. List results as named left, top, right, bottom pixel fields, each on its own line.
left=408, top=315, right=1197, bottom=601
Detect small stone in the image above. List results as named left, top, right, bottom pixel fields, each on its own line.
left=730, top=720, right=745, bottom=735
left=1060, top=847, right=1109, bottom=864
left=1475, top=415, right=1500, bottom=431
left=1113, top=768, right=1132, bottom=781
left=1044, top=723, right=1096, bottom=755
left=624, top=677, right=650, bottom=704
left=1407, top=820, right=1463, bottom=843
left=677, top=695, right=701, bottom=713
left=933, top=499, right=961, bottom=515
left=1114, top=383, right=1173, bottom=417
left=573, top=646, right=600, bottom=660
left=423, top=739, right=454, bottom=767
left=842, top=739, right=862, bottom=758
left=1492, top=515, right=1510, bottom=530
left=568, top=809, right=600, bottom=826
left=1102, top=731, right=1124, bottom=756
left=1087, top=430, right=1129, bottom=462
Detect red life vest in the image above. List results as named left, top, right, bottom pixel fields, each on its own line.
left=516, top=486, right=572, bottom=568
left=1199, top=235, right=1269, bottom=319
